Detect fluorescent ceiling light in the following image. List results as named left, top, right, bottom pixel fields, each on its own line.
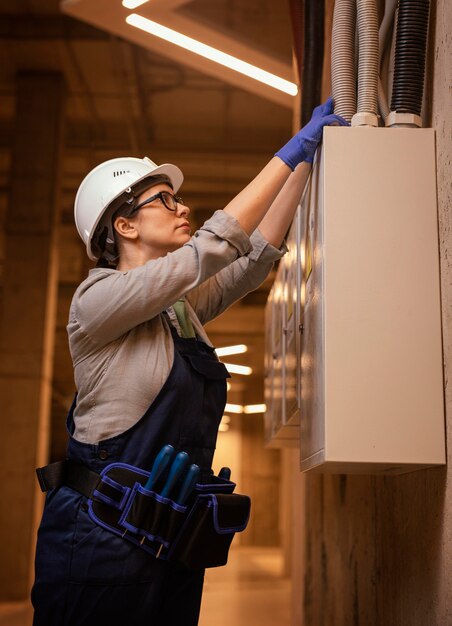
left=126, top=14, right=298, bottom=96
left=122, top=0, right=149, bottom=8
left=223, top=363, right=253, bottom=376
left=225, top=403, right=244, bottom=414
left=219, top=422, right=230, bottom=432
left=216, top=344, right=248, bottom=357
left=222, top=415, right=231, bottom=424
left=244, top=404, right=267, bottom=414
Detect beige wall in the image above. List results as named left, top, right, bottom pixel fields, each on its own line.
left=290, top=1, right=452, bottom=624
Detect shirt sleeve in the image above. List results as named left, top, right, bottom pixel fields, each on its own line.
left=71, top=211, right=252, bottom=346
left=186, top=228, right=287, bottom=325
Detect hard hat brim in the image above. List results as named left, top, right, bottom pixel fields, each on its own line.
left=135, top=163, right=184, bottom=195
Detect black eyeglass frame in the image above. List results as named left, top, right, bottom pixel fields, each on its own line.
left=129, top=190, right=183, bottom=215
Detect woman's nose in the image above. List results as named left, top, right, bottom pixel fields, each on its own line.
left=176, top=202, right=190, bottom=217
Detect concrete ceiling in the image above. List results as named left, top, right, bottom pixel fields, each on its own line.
left=61, top=0, right=296, bottom=107
left=0, top=0, right=295, bottom=458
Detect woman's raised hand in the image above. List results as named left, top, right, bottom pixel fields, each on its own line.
left=275, top=96, right=349, bottom=170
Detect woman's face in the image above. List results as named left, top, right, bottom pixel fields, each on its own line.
left=129, top=182, right=192, bottom=257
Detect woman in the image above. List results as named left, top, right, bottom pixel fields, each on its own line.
left=32, top=98, right=346, bottom=626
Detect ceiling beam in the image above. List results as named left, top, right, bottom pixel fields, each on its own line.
left=0, top=14, right=109, bottom=40
left=0, top=120, right=283, bottom=155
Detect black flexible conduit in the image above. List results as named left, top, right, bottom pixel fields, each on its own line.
left=301, top=0, right=325, bottom=126
left=390, top=0, right=431, bottom=115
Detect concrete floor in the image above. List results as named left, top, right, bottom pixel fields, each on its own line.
left=200, top=546, right=291, bottom=626
left=0, top=546, right=291, bottom=626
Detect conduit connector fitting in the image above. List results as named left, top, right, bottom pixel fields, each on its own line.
left=386, top=112, right=422, bottom=127
left=351, top=111, right=379, bottom=127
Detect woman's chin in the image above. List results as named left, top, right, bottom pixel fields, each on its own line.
left=167, top=235, right=191, bottom=253
left=177, top=232, right=192, bottom=244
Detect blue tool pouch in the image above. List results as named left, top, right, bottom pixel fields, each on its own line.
left=87, top=461, right=251, bottom=569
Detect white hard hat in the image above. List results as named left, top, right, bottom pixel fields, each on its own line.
left=74, top=156, right=184, bottom=261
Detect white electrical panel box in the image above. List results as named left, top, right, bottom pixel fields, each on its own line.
left=265, top=127, right=446, bottom=474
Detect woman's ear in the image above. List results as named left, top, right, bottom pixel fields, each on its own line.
left=113, top=216, right=139, bottom=241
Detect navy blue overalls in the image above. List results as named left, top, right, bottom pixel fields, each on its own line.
left=32, top=315, right=229, bottom=626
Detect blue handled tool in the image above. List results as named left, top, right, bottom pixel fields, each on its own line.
left=159, top=451, right=189, bottom=498
left=144, top=444, right=175, bottom=491
left=175, top=464, right=200, bottom=505
left=218, top=467, right=231, bottom=480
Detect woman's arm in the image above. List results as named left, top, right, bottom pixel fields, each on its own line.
left=187, top=228, right=284, bottom=325
left=73, top=211, right=253, bottom=345
left=186, top=102, right=349, bottom=323
left=222, top=157, right=292, bottom=234
left=187, top=163, right=311, bottom=324
left=222, top=97, right=346, bottom=236
left=258, top=161, right=311, bottom=247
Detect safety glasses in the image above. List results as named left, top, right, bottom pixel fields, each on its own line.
left=130, top=190, right=183, bottom=215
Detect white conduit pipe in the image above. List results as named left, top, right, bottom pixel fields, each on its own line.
left=331, top=0, right=357, bottom=123
left=352, top=0, right=379, bottom=126
left=378, top=0, right=398, bottom=120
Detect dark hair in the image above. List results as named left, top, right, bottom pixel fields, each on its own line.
left=95, top=173, right=173, bottom=267
left=112, top=174, right=173, bottom=223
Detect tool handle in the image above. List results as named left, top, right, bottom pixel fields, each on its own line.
left=176, top=464, right=200, bottom=505
left=144, top=445, right=175, bottom=491
left=160, top=451, right=189, bottom=498
left=218, top=467, right=231, bottom=481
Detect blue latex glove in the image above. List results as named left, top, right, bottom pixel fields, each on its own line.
left=275, top=97, right=349, bottom=170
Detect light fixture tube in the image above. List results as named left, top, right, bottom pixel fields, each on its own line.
left=216, top=344, right=248, bottom=357
left=223, top=363, right=253, bottom=376
left=126, top=14, right=298, bottom=96
left=243, top=404, right=267, bottom=414
left=122, top=0, right=150, bottom=8
left=224, top=403, right=244, bottom=414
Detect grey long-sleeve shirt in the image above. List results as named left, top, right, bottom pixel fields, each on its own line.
left=68, top=210, right=285, bottom=443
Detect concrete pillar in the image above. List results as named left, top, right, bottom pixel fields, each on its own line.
left=0, top=72, right=65, bottom=600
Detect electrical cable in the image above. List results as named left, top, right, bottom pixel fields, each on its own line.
left=390, top=0, right=430, bottom=116
left=301, top=0, right=325, bottom=127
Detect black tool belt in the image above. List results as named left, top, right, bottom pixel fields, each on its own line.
left=36, top=460, right=251, bottom=570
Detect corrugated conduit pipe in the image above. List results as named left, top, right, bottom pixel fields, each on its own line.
left=387, top=0, right=430, bottom=127
left=331, top=0, right=356, bottom=123
left=352, top=0, right=379, bottom=126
